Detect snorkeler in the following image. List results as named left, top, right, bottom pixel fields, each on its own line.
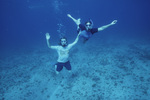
left=45, top=32, right=80, bottom=74
left=67, top=14, right=117, bottom=43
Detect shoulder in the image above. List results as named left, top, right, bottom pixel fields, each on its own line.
left=67, top=43, right=74, bottom=49
left=67, top=44, right=72, bottom=48
left=51, top=45, right=61, bottom=49
left=79, top=24, right=86, bottom=29
left=91, top=28, right=98, bottom=34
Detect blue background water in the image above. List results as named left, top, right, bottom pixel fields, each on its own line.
left=1, top=0, right=150, bottom=100
left=0, top=0, right=150, bottom=51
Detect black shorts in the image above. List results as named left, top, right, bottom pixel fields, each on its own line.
left=55, top=61, right=71, bottom=72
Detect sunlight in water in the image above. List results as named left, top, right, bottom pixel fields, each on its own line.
left=52, top=0, right=64, bottom=14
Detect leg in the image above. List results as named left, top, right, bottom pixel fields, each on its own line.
left=55, top=65, right=59, bottom=74
left=65, top=61, right=72, bottom=72
left=55, top=62, right=63, bottom=74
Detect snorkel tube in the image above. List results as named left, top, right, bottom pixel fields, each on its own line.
left=89, top=18, right=94, bottom=27
left=85, top=18, right=94, bottom=27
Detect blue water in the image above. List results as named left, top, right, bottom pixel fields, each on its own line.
left=0, top=0, right=150, bottom=100
left=1, top=0, right=150, bottom=49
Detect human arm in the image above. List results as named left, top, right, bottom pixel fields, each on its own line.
left=98, top=20, right=117, bottom=31
left=45, top=33, right=58, bottom=49
left=67, top=14, right=81, bottom=26
left=68, top=32, right=81, bottom=49
left=46, top=32, right=51, bottom=48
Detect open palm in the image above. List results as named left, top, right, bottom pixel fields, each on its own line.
left=46, top=33, right=50, bottom=40
left=111, top=20, right=117, bottom=25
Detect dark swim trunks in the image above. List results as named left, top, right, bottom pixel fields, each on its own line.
left=55, top=61, right=71, bottom=72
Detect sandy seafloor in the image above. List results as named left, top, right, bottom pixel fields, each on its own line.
left=0, top=36, right=150, bottom=100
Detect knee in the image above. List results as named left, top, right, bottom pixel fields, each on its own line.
left=55, top=65, right=59, bottom=74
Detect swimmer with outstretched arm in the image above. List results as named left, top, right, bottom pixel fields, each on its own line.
left=67, top=14, right=117, bottom=42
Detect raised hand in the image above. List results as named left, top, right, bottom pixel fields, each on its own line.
left=76, top=18, right=81, bottom=25
left=67, top=14, right=81, bottom=25
left=45, top=33, right=50, bottom=40
left=111, top=20, right=117, bottom=25
left=67, top=14, right=72, bottom=18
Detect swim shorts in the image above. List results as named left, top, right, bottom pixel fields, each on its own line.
left=55, top=61, right=71, bottom=72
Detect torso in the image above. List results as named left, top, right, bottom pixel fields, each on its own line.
left=56, top=46, right=70, bottom=63
left=78, top=24, right=98, bottom=39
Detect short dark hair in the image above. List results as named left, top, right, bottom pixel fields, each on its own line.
left=59, top=37, right=68, bottom=46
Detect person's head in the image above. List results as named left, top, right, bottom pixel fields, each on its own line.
left=59, top=37, right=68, bottom=47
left=85, top=19, right=93, bottom=30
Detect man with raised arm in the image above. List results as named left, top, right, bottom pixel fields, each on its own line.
left=46, top=32, right=80, bottom=74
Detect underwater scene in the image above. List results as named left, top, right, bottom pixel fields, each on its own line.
left=0, top=0, right=150, bottom=100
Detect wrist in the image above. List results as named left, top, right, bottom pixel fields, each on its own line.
left=110, top=23, right=113, bottom=26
